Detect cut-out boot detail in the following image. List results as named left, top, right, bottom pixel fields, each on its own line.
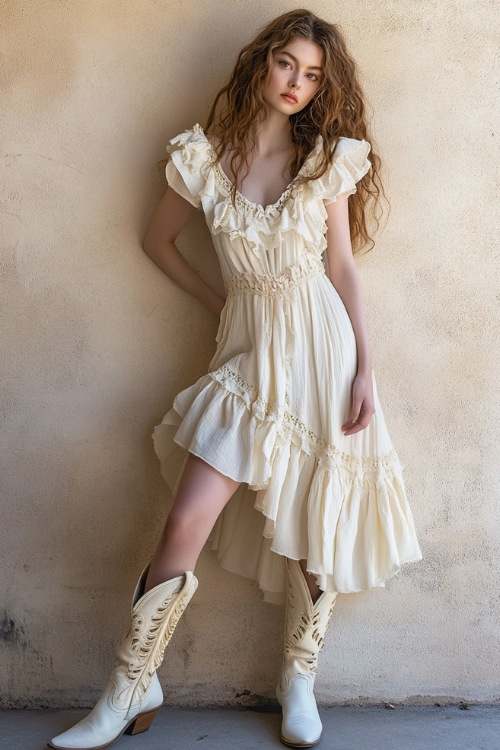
left=48, top=562, right=198, bottom=750
left=276, top=558, right=338, bottom=747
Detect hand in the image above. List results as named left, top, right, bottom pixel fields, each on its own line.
left=342, top=371, right=375, bottom=436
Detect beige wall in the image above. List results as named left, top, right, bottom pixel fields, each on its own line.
left=1, top=0, right=499, bottom=708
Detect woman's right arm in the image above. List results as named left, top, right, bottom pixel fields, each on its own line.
left=143, top=187, right=226, bottom=318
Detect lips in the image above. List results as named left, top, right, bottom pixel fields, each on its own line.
left=281, top=93, right=298, bottom=104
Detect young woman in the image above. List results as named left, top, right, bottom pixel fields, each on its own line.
left=49, top=8, right=423, bottom=750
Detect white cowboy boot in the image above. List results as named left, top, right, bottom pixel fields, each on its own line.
left=48, top=562, right=198, bottom=750
left=276, top=558, right=338, bottom=748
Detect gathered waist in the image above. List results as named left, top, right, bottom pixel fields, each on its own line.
left=223, top=254, right=326, bottom=299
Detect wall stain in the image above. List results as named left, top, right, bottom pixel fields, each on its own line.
left=0, top=612, right=27, bottom=648
left=182, top=636, right=193, bottom=671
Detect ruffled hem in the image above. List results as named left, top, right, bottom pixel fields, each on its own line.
left=152, top=371, right=423, bottom=604
left=164, top=124, right=372, bottom=255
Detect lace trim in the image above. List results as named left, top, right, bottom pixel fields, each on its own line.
left=210, top=364, right=403, bottom=477
left=213, top=162, right=300, bottom=217
left=224, top=255, right=326, bottom=298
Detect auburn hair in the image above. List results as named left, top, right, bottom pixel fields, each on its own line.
left=204, top=8, right=387, bottom=254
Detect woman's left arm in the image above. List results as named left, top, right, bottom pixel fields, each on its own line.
left=324, top=196, right=375, bottom=436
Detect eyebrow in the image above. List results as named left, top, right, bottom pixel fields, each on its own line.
left=278, top=50, right=323, bottom=72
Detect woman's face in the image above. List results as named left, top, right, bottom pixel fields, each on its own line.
left=262, top=37, right=324, bottom=116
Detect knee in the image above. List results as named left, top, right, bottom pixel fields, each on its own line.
left=161, top=509, right=203, bottom=547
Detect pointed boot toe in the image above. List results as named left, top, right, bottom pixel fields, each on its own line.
left=277, top=674, right=322, bottom=747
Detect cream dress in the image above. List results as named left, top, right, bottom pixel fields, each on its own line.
left=152, top=124, right=423, bottom=605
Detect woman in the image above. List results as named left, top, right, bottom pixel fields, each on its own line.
left=49, top=8, right=422, bottom=750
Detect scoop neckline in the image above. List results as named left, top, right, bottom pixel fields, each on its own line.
left=192, top=122, right=318, bottom=214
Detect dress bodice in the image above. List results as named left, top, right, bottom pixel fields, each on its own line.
left=164, top=123, right=372, bottom=280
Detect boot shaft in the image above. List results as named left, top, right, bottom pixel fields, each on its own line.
left=281, top=559, right=337, bottom=688
left=48, top=564, right=198, bottom=749
left=113, top=566, right=198, bottom=713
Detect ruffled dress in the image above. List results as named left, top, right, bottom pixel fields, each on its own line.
left=152, top=123, right=423, bottom=605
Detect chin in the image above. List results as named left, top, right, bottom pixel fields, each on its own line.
left=272, top=99, right=302, bottom=116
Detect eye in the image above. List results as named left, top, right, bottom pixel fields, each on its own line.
left=306, top=73, right=318, bottom=81
left=278, top=59, right=292, bottom=68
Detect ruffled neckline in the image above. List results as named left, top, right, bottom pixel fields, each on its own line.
left=192, top=122, right=320, bottom=216
left=167, top=123, right=371, bottom=255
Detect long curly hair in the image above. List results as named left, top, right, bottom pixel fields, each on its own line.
left=204, top=8, right=387, bottom=254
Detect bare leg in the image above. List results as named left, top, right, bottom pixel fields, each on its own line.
left=299, top=559, right=322, bottom=603
left=144, top=453, right=241, bottom=592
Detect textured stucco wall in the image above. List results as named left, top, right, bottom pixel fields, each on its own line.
left=1, top=0, right=499, bottom=708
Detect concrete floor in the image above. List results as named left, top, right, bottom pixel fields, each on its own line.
left=0, top=704, right=499, bottom=750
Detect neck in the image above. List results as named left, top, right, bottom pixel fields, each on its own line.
left=250, top=111, right=292, bottom=157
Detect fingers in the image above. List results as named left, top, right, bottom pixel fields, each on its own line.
left=348, top=393, right=363, bottom=426
left=342, top=401, right=375, bottom=436
left=341, top=390, right=363, bottom=435
left=342, top=419, right=369, bottom=436
left=342, top=374, right=376, bottom=436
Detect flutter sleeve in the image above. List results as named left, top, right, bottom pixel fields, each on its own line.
left=164, top=124, right=212, bottom=209
left=315, top=136, right=372, bottom=204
